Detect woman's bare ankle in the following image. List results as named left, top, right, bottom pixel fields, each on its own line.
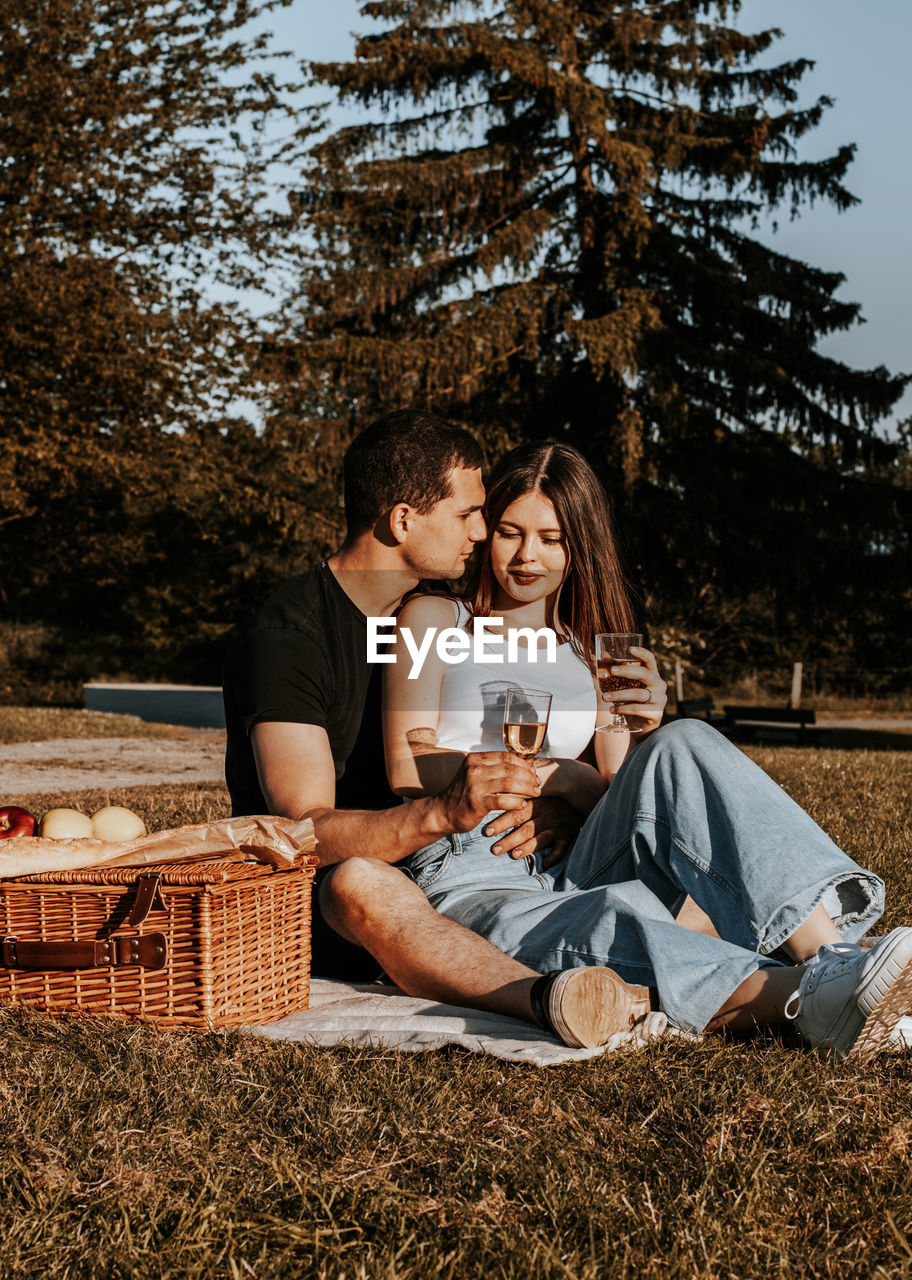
left=782, top=903, right=842, bottom=963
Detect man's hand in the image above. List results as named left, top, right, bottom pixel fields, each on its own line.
left=483, top=796, right=583, bottom=867
left=435, top=751, right=540, bottom=835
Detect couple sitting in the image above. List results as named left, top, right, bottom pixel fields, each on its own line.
left=223, top=409, right=912, bottom=1058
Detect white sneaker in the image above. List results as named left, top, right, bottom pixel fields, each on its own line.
left=784, top=928, right=912, bottom=1060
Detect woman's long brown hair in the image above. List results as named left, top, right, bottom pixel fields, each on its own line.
left=467, top=441, right=637, bottom=668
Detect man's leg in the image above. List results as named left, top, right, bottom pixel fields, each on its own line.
left=321, top=857, right=539, bottom=1014
left=675, top=896, right=718, bottom=937
left=318, top=858, right=652, bottom=1045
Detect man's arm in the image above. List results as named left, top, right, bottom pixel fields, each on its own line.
left=251, top=720, right=540, bottom=866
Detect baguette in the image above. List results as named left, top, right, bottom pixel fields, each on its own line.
left=0, top=814, right=316, bottom=879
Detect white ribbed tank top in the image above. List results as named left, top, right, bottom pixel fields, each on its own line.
left=432, top=601, right=597, bottom=759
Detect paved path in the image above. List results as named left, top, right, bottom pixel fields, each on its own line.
left=0, top=736, right=227, bottom=796
left=3, top=719, right=910, bottom=799
left=816, top=719, right=912, bottom=731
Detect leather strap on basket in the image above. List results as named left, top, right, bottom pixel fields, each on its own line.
left=1, top=933, right=168, bottom=971
left=129, top=873, right=167, bottom=927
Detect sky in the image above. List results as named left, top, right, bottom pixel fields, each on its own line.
left=273, top=0, right=912, bottom=433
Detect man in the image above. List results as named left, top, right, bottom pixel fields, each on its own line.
left=223, top=409, right=649, bottom=1048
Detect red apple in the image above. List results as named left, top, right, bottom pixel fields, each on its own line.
left=0, top=806, right=37, bottom=838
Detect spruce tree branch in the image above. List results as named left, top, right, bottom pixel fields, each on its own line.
left=440, top=164, right=571, bottom=263
left=427, top=343, right=526, bottom=403
left=327, top=92, right=519, bottom=137
left=0, top=509, right=37, bottom=529
left=594, top=80, right=710, bottom=117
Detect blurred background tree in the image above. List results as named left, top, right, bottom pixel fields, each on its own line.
left=274, top=0, right=911, bottom=689
left=0, top=0, right=333, bottom=699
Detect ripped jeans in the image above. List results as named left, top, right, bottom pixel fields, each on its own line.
left=401, top=720, right=883, bottom=1032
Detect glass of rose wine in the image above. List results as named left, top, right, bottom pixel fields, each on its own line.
left=595, top=632, right=644, bottom=733
left=502, top=688, right=552, bottom=759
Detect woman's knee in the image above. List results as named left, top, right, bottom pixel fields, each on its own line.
left=664, top=717, right=715, bottom=743
left=623, top=719, right=734, bottom=791
left=651, top=717, right=726, bottom=757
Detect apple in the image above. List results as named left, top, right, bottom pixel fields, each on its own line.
left=0, top=806, right=37, bottom=838
left=39, top=808, right=95, bottom=839
left=91, top=805, right=146, bottom=842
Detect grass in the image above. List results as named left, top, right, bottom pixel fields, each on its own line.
left=3, top=1015, right=912, bottom=1279
left=681, top=675, right=912, bottom=718
left=2, top=746, right=912, bottom=1277
left=8, top=782, right=232, bottom=832
left=0, top=706, right=213, bottom=744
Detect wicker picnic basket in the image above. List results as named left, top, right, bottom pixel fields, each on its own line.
left=0, top=817, right=318, bottom=1029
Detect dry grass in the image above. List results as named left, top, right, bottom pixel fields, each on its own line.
left=747, top=747, right=912, bottom=929
left=0, top=705, right=214, bottom=744
left=2, top=1012, right=912, bottom=1280
left=1, top=747, right=911, bottom=1277
left=8, top=781, right=232, bottom=832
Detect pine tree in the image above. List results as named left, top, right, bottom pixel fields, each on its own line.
left=284, top=0, right=911, bottom=677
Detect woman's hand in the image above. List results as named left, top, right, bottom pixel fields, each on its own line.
left=484, top=796, right=583, bottom=865
left=604, top=645, right=667, bottom=736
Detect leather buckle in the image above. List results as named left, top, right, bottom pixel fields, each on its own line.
left=129, top=873, right=167, bottom=927
left=0, top=932, right=168, bottom=970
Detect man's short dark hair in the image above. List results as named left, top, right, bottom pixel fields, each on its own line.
left=343, top=409, right=485, bottom=538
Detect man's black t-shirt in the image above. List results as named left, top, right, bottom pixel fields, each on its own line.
left=222, top=561, right=397, bottom=817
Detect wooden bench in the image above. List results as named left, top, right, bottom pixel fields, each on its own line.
left=676, top=697, right=718, bottom=720
left=722, top=705, right=818, bottom=744
left=673, top=698, right=734, bottom=734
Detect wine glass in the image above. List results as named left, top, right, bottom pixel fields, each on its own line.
left=502, top=688, right=552, bottom=759
left=595, top=632, right=643, bottom=734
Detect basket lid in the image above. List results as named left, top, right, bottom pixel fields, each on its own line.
left=7, top=854, right=317, bottom=887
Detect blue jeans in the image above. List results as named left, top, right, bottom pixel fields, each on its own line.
left=402, top=720, right=884, bottom=1033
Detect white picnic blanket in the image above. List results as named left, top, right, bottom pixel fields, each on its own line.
left=247, top=984, right=912, bottom=1063
left=247, top=978, right=678, bottom=1065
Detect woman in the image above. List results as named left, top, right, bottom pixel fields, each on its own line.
left=383, top=441, right=912, bottom=1057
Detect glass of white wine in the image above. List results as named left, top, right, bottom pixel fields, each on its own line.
left=502, top=688, right=552, bottom=759
left=595, top=632, right=644, bottom=733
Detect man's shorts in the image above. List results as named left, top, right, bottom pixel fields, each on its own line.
left=310, top=866, right=385, bottom=983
